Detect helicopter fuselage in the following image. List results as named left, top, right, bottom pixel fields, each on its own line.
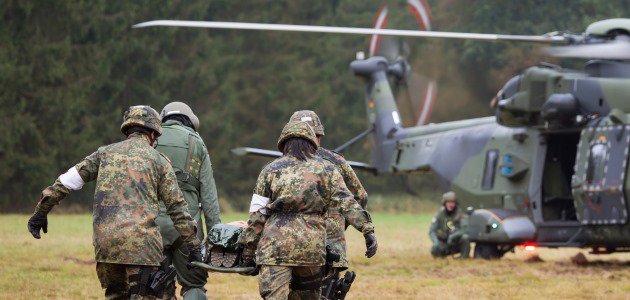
left=360, top=59, right=630, bottom=256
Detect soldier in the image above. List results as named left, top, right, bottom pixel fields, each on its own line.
left=288, top=110, right=370, bottom=297
left=238, top=121, right=377, bottom=300
left=26, top=105, right=202, bottom=299
left=155, top=102, right=221, bottom=300
left=429, top=191, right=470, bottom=258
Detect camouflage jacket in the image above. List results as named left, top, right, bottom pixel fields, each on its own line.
left=317, top=147, right=368, bottom=268
left=429, top=207, right=466, bottom=244
left=35, top=134, right=199, bottom=266
left=155, top=120, right=221, bottom=246
left=238, top=155, right=374, bottom=267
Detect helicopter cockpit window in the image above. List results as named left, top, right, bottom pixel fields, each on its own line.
left=482, top=150, right=499, bottom=190
left=586, top=143, right=608, bottom=185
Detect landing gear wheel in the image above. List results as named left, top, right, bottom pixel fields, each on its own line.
left=474, top=243, right=504, bottom=259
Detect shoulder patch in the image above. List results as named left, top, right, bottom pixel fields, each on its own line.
left=431, top=217, right=437, bottom=223
left=159, top=152, right=172, bottom=165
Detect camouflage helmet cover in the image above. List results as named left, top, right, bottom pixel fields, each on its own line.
left=160, top=101, right=200, bottom=131
left=120, top=105, right=163, bottom=136
left=277, top=121, right=319, bottom=151
left=442, top=191, right=457, bottom=204
left=289, top=110, right=324, bottom=136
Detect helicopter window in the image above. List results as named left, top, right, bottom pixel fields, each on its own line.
left=482, top=149, right=499, bottom=190
left=586, top=143, right=608, bottom=185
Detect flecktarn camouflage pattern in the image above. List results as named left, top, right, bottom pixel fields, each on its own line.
left=120, top=105, right=163, bottom=136
left=35, top=133, right=198, bottom=266
left=238, top=153, right=374, bottom=266
left=276, top=121, right=319, bottom=151
left=287, top=110, right=371, bottom=269
left=290, top=110, right=325, bottom=136
left=317, top=147, right=369, bottom=268
left=258, top=265, right=323, bottom=300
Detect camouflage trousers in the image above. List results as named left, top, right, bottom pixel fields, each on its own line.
left=96, top=262, right=158, bottom=300
left=258, top=265, right=323, bottom=300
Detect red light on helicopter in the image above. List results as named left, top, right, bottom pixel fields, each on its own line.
left=522, top=244, right=537, bottom=252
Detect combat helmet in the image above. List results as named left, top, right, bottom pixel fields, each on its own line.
left=289, top=110, right=325, bottom=136
left=441, top=191, right=457, bottom=204
left=277, top=121, right=319, bottom=151
left=160, top=101, right=200, bottom=132
left=120, top=105, right=163, bottom=136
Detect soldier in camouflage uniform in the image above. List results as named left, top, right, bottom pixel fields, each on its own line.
left=155, top=102, right=221, bottom=300
left=238, top=121, right=377, bottom=300
left=288, top=110, right=371, bottom=296
left=429, top=191, right=470, bottom=258
left=27, top=105, right=202, bottom=299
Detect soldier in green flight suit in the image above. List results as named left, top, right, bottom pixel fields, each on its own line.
left=288, top=110, right=371, bottom=298
left=429, top=191, right=470, bottom=258
left=154, top=102, right=221, bottom=300
left=27, top=105, right=202, bottom=299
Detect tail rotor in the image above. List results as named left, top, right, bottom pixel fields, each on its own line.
left=368, top=1, right=438, bottom=128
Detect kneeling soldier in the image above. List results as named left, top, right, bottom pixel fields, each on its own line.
left=429, top=191, right=470, bottom=258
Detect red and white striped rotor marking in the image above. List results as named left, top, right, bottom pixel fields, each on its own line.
left=368, top=6, right=389, bottom=57
left=407, top=0, right=432, bottom=31
left=416, top=80, right=437, bottom=126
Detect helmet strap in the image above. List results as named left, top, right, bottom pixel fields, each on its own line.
left=142, top=131, right=158, bottom=148
left=149, top=131, right=158, bottom=148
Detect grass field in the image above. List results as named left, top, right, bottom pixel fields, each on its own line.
left=1, top=213, right=629, bottom=299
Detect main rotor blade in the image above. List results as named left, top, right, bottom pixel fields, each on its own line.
left=133, top=20, right=566, bottom=44
left=544, top=40, right=630, bottom=60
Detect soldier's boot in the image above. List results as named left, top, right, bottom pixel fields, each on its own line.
left=430, top=243, right=448, bottom=258
left=459, top=234, right=471, bottom=259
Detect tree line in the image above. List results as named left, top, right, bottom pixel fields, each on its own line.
left=1, top=0, right=628, bottom=212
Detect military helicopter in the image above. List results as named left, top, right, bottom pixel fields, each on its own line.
left=134, top=15, right=630, bottom=259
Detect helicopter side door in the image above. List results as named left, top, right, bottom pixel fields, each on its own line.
left=572, top=118, right=630, bottom=225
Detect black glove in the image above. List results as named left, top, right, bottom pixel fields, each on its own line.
left=28, top=212, right=48, bottom=239
left=186, top=243, right=203, bottom=269
left=364, top=233, right=378, bottom=258
left=241, top=258, right=259, bottom=276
